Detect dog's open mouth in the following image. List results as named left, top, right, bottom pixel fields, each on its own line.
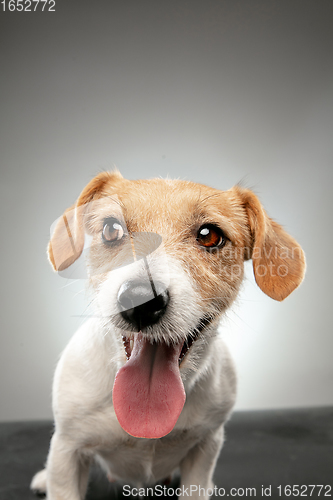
left=121, top=315, right=212, bottom=363
left=112, top=317, right=213, bottom=440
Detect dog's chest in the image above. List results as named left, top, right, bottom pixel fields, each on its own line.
left=95, top=429, right=200, bottom=484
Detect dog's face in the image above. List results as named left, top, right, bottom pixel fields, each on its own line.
left=48, top=171, right=305, bottom=439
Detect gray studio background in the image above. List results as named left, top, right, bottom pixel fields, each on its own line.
left=0, top=1, right=332, bottom=422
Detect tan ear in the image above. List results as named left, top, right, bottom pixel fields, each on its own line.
left=48, top=170, right=123, bottom=271
left=48, top=204, right=84, bottom=272
left=236, top=187, right=306, bottom=301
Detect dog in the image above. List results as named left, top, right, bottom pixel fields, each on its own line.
left=31, top=170, right=305, bottom=499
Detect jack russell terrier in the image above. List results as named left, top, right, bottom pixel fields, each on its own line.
left=31, top=170, right=305, bottom=499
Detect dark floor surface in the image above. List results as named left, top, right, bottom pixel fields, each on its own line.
left=0, top=407, right=332, bottom=500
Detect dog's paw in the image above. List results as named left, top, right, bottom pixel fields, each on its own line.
left=30, top=468, right=47, bottom=497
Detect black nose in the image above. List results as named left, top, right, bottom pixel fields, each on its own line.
left=117, top=280, right=169, bottom=330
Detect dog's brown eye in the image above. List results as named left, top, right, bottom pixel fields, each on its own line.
left=102, top=218, right=125, bottom=244
left=197, top=225, right=225, bottom=249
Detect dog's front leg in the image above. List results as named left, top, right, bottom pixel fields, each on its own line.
left=45, top=432, right=90, bottom=500
left=179, top=425, right=224, bottom=500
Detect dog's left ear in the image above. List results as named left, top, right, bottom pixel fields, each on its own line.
left=235, top=187, right=306, bottom=301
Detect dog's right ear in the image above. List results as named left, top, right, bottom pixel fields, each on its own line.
left=48, top=170, right=123, bottom=271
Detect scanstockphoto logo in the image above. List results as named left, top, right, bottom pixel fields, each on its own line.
left=203, top=245, right=302, bottom=279
left=123, top=484, right=258, bottom=497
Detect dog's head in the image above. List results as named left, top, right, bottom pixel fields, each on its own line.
left=48, top=171, right=305, bottom=438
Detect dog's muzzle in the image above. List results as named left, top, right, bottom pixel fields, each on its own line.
left=117, top=280, right=169, bottom=330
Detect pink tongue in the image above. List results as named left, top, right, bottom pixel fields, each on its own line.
left=113, top=333, right=185, bottom=439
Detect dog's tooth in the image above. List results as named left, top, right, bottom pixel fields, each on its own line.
left=130, top=339, right=134, bottom=351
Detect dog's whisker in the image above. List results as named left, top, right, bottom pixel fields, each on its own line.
left=59, top=279, right=81, bottom=289
left=198, top=295, right=259, bottom=302
left=197, top=192, right=222, bottom=206
left=71, top=289, right=86, bottom=300
left=223, top=309, right=261, bottom=335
